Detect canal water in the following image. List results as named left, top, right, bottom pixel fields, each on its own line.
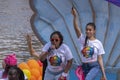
left=0, top=0, right=43, bottom=69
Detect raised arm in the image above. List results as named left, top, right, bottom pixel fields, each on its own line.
left=71, top=7, right=81, bottom=38
left=26, top=34, right=40, bottom=58
left=26, top=34, right=50, bottom=61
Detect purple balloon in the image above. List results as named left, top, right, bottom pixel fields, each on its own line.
left=106, top=0, right=120, bottom=7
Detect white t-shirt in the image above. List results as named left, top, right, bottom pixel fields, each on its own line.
left=0, top=70, right=8, bottom=80
left=42, top=42, right=73, bottom=72
left=78, top=34, right=105, bottom=63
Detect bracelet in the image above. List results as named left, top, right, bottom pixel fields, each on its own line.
left=62, top=72, right=68, bottom=77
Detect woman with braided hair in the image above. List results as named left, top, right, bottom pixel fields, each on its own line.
left=71, top=8, right=107, bottom=80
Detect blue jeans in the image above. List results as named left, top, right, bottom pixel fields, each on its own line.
left=82, top=62, right=100, bottom=80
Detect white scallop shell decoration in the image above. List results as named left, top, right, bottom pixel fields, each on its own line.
left=30, top=0, right=120, bottom=78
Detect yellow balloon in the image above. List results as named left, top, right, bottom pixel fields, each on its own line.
left=23, top=69, right=31, bottom=80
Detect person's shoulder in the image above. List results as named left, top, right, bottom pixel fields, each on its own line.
left=93, top=39, right=103, bottom=47
left=95, top=39, right=102, bottom=43
left=0, top=70, right=4, bottom=78
left=78, top=33, right=85, bottom=39
left=0, top=69, right=4, bottom=74
left=61, top=43, right=71, bottom=50
left=61, top=43, right=68, bottom=47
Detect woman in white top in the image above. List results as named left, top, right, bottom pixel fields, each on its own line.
left=26, top=31, right=73, bottom=80
left=71, top=8, right=107, bottom=80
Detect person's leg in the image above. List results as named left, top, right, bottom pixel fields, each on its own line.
left=82, top=63, right=90, bottom=77
left=85, top=66, right=100, bottom=80
left=44, top=68, right=54, bottom=80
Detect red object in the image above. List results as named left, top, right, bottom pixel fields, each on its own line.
left=75, top=66, right=85, bottom=80
left=37, top=60, right=43, bottom=66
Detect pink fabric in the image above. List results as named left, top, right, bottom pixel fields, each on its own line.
left=75, top=66, right=85, bottom=80
left=4, top=54, right=17, bottom=66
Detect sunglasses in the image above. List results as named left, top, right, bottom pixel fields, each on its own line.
left=51, top=38, right=59, bottom=42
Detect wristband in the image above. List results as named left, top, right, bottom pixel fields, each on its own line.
left=62, top=72, right=68, bottom=77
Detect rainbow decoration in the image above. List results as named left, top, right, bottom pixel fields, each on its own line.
left=81, top=46, right=94, bottom=58
left=49, top=55, right=62, bottom=66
